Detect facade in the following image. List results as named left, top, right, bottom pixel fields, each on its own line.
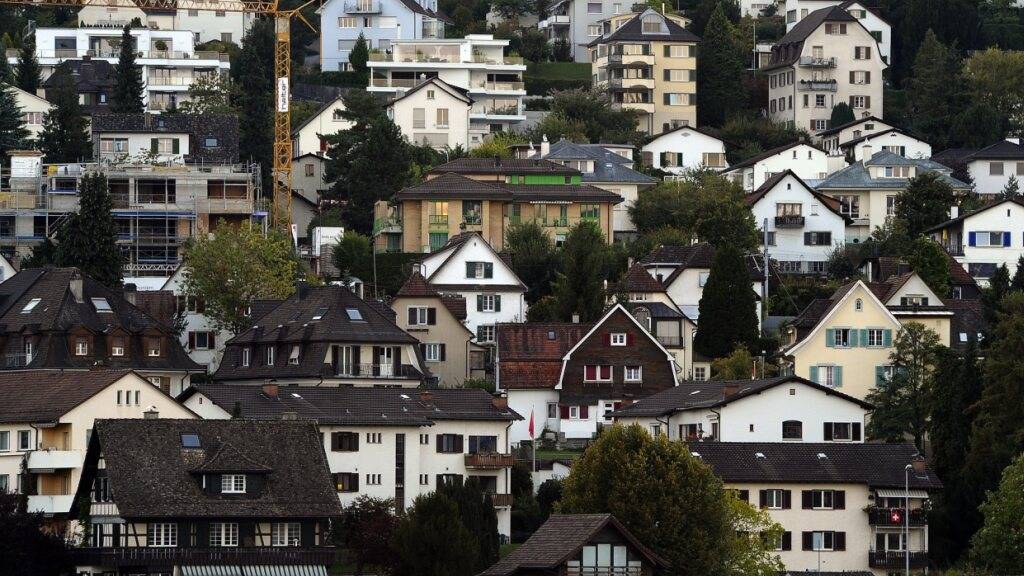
left=816, top=116, right=892, bottom=153
left=613, top=375, right=871, bottom=442
left=367, top=35, right=526, bottom=137
left=0, top=268, right=202, bottom=394
left=838, top=129, right=933, bottom=162
left=784, top=0, right=892, bottom=64
left=91, top=113, right=240, bottom=164
left=0, top=370, right=194, bottom=523
left=764, top=6, right=885, bottom=133
left=933, top=140, right=1024, bottom=196
left=76, top=1, right=251, bottom=45
left=160, top=266, right=232, bottom=373
left=39, top=57, right=116, bottom=116
left=387, top=77, right=475, bottom=150
left=589, top=9, right=699, bottom=135
left=181, top=384, right=520, bottom=538
left=497, top=303, right=680, bottom=444
left=319, top=0, right=448, bottom=71
left=640, top=125, right=729, bottom=175
left=71, top=418, right=342, bottom=574
left=213, top=283, right=430, bottom=387
left=11, top=84, right=52, bottom=141
left=539, top=0, right=684, bottom=63
left=926, top=198, right=1024, bottom=284
left=691, top=442, right=941, bottom=576
left=721, top=142, right=831, bottom=192
left=290, top=154, right=328, bottom=242
left=745, top=171, right=850, bottom=275
left=815, top=150, right=970, bottom=243
left=291, top=96, right=354, bottom=158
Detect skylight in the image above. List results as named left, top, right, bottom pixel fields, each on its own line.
left=312, top=306, right=328, bottom=320
left=345, top=308, right=364, bottom=321
left=21, top=298, right=41, bottom=314
left=91, top=297, right=112, bottom=312
left=181, top=433, right=201, bottom=448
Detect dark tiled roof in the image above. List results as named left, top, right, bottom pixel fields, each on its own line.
left=639, top=243, right=767, bottom=282
left=624, top=301, right=683, bottom=319
left=816, top=151, right=969, bottom=190
left=395, top=0, right=451, bottom=23
left=619, top=263, right=665, bottom=293
left=0, top=369, right=136, bottom=423
left=131, top=289, right=177, bottom=328
left=91, top=113, right=240, bottom=163
left=963, top=139, right=1024, bottom=160
left=543, top=140, right=655, bottom=185
left=249, top=299, right=283, bottom=323
left=588, top=8, right=700, bottom=46
left=396, top=271, right=439, bottom=297
left=395, top=173, right=623, bottom=203
left=185, top=384, right=520, bottom=425
left=787, top=282, right=858, bottom=343
left=497, top=323, right=589, bottom=390
left=389, top=77, right=471, bottom=106
left=440, top=295, right=468, bottom=321
left=429, top=157, right=578, bottom=176
left=88, top=419, right=343, bottom=519
left=923, top=198, right=1024, bottom=234
left=764, top=6, right=856, bottom=70
left=688, top=442, right=942, bottom=489
left=744, top=170, right=848, bottom=222
left=816, top=115, right=887, bottom=137
left=947, top=299, right=987, bottom=353
left=43, top=59, right=115, bottom=115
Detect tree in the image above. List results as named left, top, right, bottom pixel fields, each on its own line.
left=337, top=497, right=397, bottom=575
left=110, top=25, right=144, bottom=113
left=689, top=0, right=740, bottom=36
left=949, top=101, right=1007, bottom=148
left=907, top=236, right=951, bottom=297
left=15, top=35, right=39, bottom=95
left=235, top=19, right=274, bottom=190
left=182, top=221, right=298, bottom=333
left=516, top=28, right=550, bottom=63
left=20, top=237, right=57, bottom=269
left=532, top=88, right=642, bottom=144
left=536, top=478, right=562, bottom=519
left=0, top=492, right=73, bottom=576
left=349, top=33, right=370, bottom=84
left=829, top=102, right=855, bottom=126
left=392, top=492, right=478, bottom=576
left=712, top=115, right=809, bottom=165
left=979, top=0, right=1024, bottom=49
left=970, top=453, right=1024, bottom=572
left=470, top=131, right=525, bottom=159
left=560, top=424, right=782, bottom=576
left=892, top=172, right=956, bottom=237
left=0, top=84, right=28, bottom=162
left=964, top=48, right=1024, bottom=132
left=0, top=44, right=13, bottom=84
left=906, top=30, right=964, bottom=150
left=492, top=0, right=531, bottom=20
left=1000, top=174, right=1020, bottom=199
left=177, top=75, right=235, bottom=115
left=710, top=344, right=777, bottom=380
left=331, top=232, right=373, bottom=281
left=437, top=479, right=500, bottom=572
left=696, top=4, right=745, bottom=128
left=504, top=221, right=556, bottom=303
left=1010, top=256, right=1024, bottom=291
left=981, top=263, right=1011, bottom=326
left=552, top=221, right=609, bottom=322
left=552, top=38, right=571, bottom=61
left=693, top=244, right=759, bottom=359
left=37, top=63, right=91, bottom=163
left=54, top=173, right=123, bottom=288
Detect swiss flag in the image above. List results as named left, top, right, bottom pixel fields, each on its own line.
left=528, top=410, right=535, bottom=439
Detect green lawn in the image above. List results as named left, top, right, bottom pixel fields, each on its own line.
left=526, top=61, right=592, bottom=81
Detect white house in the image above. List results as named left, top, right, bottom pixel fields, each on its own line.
left=744, top=171, right=849, bottom=275
left=816, top=116, right=892, bottom=154
left=318, top=0, right=448, bottom=72
left=11, top=85, right=52, bottom=140
left=641, top=126, right=729, bottom=175
left=926, top=198, right=1024, bottom=284
left=783, top=0, right=892, bottom=64
left=161, top=266, right=232, bottom=373
left=292, top=96, right=354, bottom=158
left=387, top=77, right=474, bottom=150
left=933, top=140, right=1024, bottom=196
left=76, top=1, right=251, bottom=45
left=419, top=232, right=528, bottom=343
left=721, top=142, right=832, bottom=191
left=840, top=129, right=933, bottom=162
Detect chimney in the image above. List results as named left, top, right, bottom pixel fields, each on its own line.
left=912, top=455, right=927, bottom=475
left=296, top=281, right=309, bottom=300
left=540, top=134, right=550, bottom=157
left=143, top=406, right=159, bottom=419
left=723, top=384, right=739, bottom=397
left=861, top=144, right=873, bottom=159
left=491, top=396, right=508, bottom=410
left=262, top=380, right=279, bottom=398
left=123, top=283, right=137, bottom=306
left=70, top=270, right=84, bottom=303
left=419, top=390, right=434, bottom=403
left=571, top=313, right=580, bottom=324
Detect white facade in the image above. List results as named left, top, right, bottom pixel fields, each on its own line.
left=387, top=79, right=475, bottom=150
left=817, top=116, right=892, bottom=153
left=292, top=97, right=354, bottom=158
left=784, top=0, right=891, bottom=63
left=77, top=2, right=251, bottom=45
left=723, top=143, right=832, bottom=192
left=928, top=199, right=1024, bottom=284
left=844, top=130, right=933, bottom=162
left=961, top=143, right=1024, bottom=195
left=642, top=263, right=763, bottom=323
left=161, top=267, right=232, bottom=373
left=174, top=9, right=252, bottom=45
left=11, top=85, right=53, bottom=140
left=94, top=130, right=190, bottom=163
left=641, top=127, right=729, bottom=175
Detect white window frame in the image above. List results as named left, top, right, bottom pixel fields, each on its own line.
left=210, top=522, right=239, bottom=547
left=241, top=347, right=251, bottom=367
left=272, top=522, right=301, bottom=547
left=834, top=328, right=851, bottom=347
left=424, top=343, right=442, bottom=362
left=409, top=307, right=430, bottom=326
left=569, top=405, right=581, bottom=419
left=221, top=474, right=246, bottom=494
left=480, top=295, right=497, bottom=312
left=75, top=338, right=89, bottom=356
left=17, top=430, right=31, bottom=451
left=624, top=365, right=642, bottom=382
left=610, top=333, right=627, bottom=346
left=765, top=489, right=784, bottom=509
left=266, top=346, right=275, bottom=365
left=148, top=522, right=178, bottom=547
left=867, top=328, right=883, bottom=347
left=812, top=531, right=834, bottom=551
left=811, top=489, right=835, bottom=510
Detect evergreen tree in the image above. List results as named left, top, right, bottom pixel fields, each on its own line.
left=693, top=244, right=758, bottom=359
left=235, top=19, right=275, bottom=193
left=906, top=30, right=964, bottom=150
left=15, top=35, right=39, bottom=94
left=552, top=221, right=608, bottom=322
left=110, top=25, right=144, bottom=113
left=892, top=171, right=956, bottom=236
left=907, top=236, right=951, bottom=297
left=1010, top=256, right=1024, bottom=292
left=55, top=173, right=123, bottom=288
left=0, top=492, right=73, bottom=575
left=982, top=263, right=1011, bottom=326
left=1000, top=174, right=1020, bottom=199
left=0, top=83, right=28, bottom=162
left=829, top=102, right=855, bottom=127
left=38, top=63, right=91, bottom=163
left=392, top=492, right=478, bottom=576
left=0, top=46, right=13, bottom=84
left=20, top=237, right=58, bottom=269
left=505, top=221, right=556, bottom=303
left=696, top=4, right=745, bottom=128
left=437, top=479, right=500, bottom=572
left=349, top=33, right=369, bottom=84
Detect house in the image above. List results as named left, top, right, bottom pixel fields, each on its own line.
left=816, top=116, right=893, bottom=153
left=70, top=418, right=342, bottom=575
left=76, top=0, right=173, bottom=30
left=783, top=0, right=892, bottom=64
left=318, top=0, right=449, bottom=71
left=815, top=150, right=971, bottom=243
left=386, top=77, right=475, bottom=150
left=640, top=125, right=729, bottom=175
left=764, top=5, right=885, bottom=133
left=0, top=370, right=194, bottom=526
left=367, top=35, right=526, bottom=137
left=932, top=140, right=1024, bottom=196
left=0, top=268, right=202, bottom=395
left=40, top=57, right=116, bottom=116
left=745, top=171, right=850, bottom=275
left=721, top=142, right=831, bottom=191
left=858, top=254, right=982, bottom=301
left=380, top=157, right=622, bottom=252
left=290, top=154, right=328, bottom=242
left=291, top=95, right=354, bottom=158
left=180, top=384, right=520, bottom=538
left=160, top=266, right=232, bottom=373
left=497, top=303, right=679, bottom=444
left=588, top=9, right=699, bottom=134
left=391, top=271, right=484, bottom=387
left=838, top=128, right=933, bottom=163
left=925, top=198, right=1024, bottom=284
left=213, top=283, right=430, bottom=387
left=10, top=84, right=52, bottom=140
left=417, top=232, right=528, bottom=343
left=612, top=375, right=872, bottom=442
left=91, top=113, right=240, bottom=164
left=481, top=514, right=669, bottom=576
left=690, top=442, right=941, bottom=575
left=76, top=0, right=251, bottom=45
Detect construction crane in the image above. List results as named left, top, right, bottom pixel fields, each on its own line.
left=1, top=0, right=315, bottom=229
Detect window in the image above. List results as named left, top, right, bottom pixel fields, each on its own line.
left=304, top=163, right=315, bottom=177
left=876, top=532, right=905, bottom=552
left=776, top=203, right=802, bottom=216
left=837, top=195, right=859, bottom=218
left=241, top=347, right=251, bottom=367
left=110, top=336, right=125, bottom=357
left=588, top=24, right=602, bottom=37
left=851, top=70, right=870, bottom=84
left=466, top=261, right=493, bottom=279
left=265, top=346, right=275, bottom=365
left=814, top=365, right=842, bottom=388
left=642, top=14, right=664, bottom=33
left=587, top=2, right=602, bottom=13
left=850, top=95, right=870, bottom=109
left=338, top=16, right=356, bottom=27
left=867, top=328, right=884, bottom=346
left=584, top=365, right=612, bottom=382
left=288, top=345, right=301, bottom=365
left=221, top=474, right=246, bottom=493
left=825, top=22, right=847, bottom=34
left=437, top=434, right=463, bottom=453
left=312, top=306, right=328, bottom=321
left=21, top=298, right=41, bottom=313
left=477, top=325, right=495, bottom=343
left=366, top=473, right=382, bottom=485
left=833, top=328, right=850, bottom=347
left=75, top=337, right=89, bottom=356
left=346, top=308, right=364, bottom=321
left=426, top=89, right=435, bottom=100
left=331, top=432, right=359, bottom=452
left=974, top=231, right=1008, bottom=247
left=468, top=435, right=498, bottom=453
left=693, top=366, right=707, bottom=380
left=479, top=295, right=499, bottom=312
left=610, top=333, right=627, bottom=346
left=205, top=138, right=219, bottom=148
left=765, top=231, right=776, bottom=246
left=815, top=94, right=826, bottom=108
left=147, top=338, right=161, bottom=357
left=883, top=165, right=911, bottom=178
left=210, top=522, right=239, bottom=547
left=413, top=108, right=425, bottom=129
left=828, top=422, right=854, bottom=441
left=436, top=108, right=449, bottom=128
left=419, top=474, right=429, bottom=485
left=366, top=432, right=383, bottom=444
left=812, top=490, right=835, bottom=509
left=547, top=403, right=558, bottom=419
left=419, top=433, right=429, bottom=445
left=782, top=420, right=802, bottom=440
left=0, top=431, right=7, bottom=451
left=272, top=522, right=301, bottom=547
left=886, top=195, right=897, bottom=216
left=409, top=306, right=433, bottom=326
left=764, top=489, right=786, bottom=509
left=18, top=430, right=30, bottom=451
left=423, top=343, right=442, bottom=362
left=698, top=272, right=710, bottom=287
left=812, top=531, right=835, bottom=551
left=335, top=472, right=359, bottom=492
left=663, top=93, right=691, bottom=106
left=804, top=231, right=832, bottom=246
left=624, top=366, right=642, bottom=382
left=181, top=433, right=201, bottom=448
left=99, top=138, right=128, bottom=154
left=189, top=331, right=212, bottom=350
left=854, top=46, right=871, bottom=59
left=148, top=523, right=177, bottom=547
left=569, top=405, right=581, bottom=419
left=667, top=45, right=691, bottom=57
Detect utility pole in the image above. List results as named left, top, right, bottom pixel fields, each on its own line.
left=762, top=217, right=769, bottom=332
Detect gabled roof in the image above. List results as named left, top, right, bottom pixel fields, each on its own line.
left=421, top=232, right=528, bottom=292
left=618, top=263, right=666, bottom=293
left=644, top=124, right=725, bottom=145
left=744, top=170, right=849, bottom=223
left=816, top=115, right=888, bottom=137
left=639, top=243, right=767, bottom=283
left=722, top=142, right=823, bottom=172
left=430, top=157, right=578, bottom=176
left=816, top=150, right=970, bottom=191
left=923, top=197, right=1024, bottom=234
left=764, top=6, right=858, bottom=70
left=394, top=272, right=471, bottom=322
left=786, top=280, right=901, bottom=353
left=497, top=322, right=590, bottom=390
left=963, top=139, right=1024, bottom=161
left=543, top=140, right=656, bottom=185
left=0, top=369, right=152, bottom=423
left=838, top=128, right=924, bottom=150
left=587, top=8, right=700, bottom=46
left=388, top=77, right=472, bottom=106
left=394, top=172, right=623, bottom=203
left=290, top=94, right=349, bottom=137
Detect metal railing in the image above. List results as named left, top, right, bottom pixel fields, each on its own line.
left=4, top=353, right=30, bottom=368
left=369, top=52, right=523, bottom=65
left=799, top=56, right=837, bottom=67
left=470, top=80, right=525, bottom=91
left=71, top=547, right=338, bottom=566
left=798, top=79, right=838, bottom=91
left=28, top=48, right=229, bottom=61
left=344, top=0, right=381, bottom=12
left=329, top=363, right=421, bottom=379
left=489, top=493, right=514, bottom=507
left=774, top=215, right=805, bottom=228
left=428, top=214, right=449, bottom=226
left=867, top=506, right=928, bottom=526
left=868, top=551, right=929, bottom=569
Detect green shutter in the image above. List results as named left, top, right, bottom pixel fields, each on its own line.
left=834, top=366, right=843, bottom=388
left=849, top=329, right=858, bottom=347
left=825, top=329, right=834, bottom=347
left=859, top=329, right=869, bottom=346
left=172, top=138, right=180, bottom=154
left=875, top=366, right=885, bottom=386
left=476, top=295, right=483, bottom=311
left=150, top=138, right=158, bottom=153
left=494, top=295, right=501, bottom=312
left=809, top=365, right=819, bottom=384
left=883, top=329, right=893, bottom=346
left=676, top=153, right=683, bottom=165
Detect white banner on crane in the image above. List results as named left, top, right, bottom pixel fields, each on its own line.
left=277, top=77, right=289, bottom=112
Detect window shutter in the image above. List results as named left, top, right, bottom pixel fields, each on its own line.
left=675, top=153, right=683, bottom=166
left=865, top=71, right=871, bottom=83
left=560, top=405, right=570, bottom=418
left=809, top=365, right=819, bottom=383
left=641, top=151, right=653, bottom=167
left=188, top=332, right=195, bottom=350
left=660, top=152, right=667, bottom=166
left=663, top=69, right=670, bottom=81
left=419, top=343, right=426, bottom=359
left=150, top=138, right=158, bottom=153
left=663, top=45, right=670, bottom=57
left=883, top=329, right=893, bottom=346
left=852, top=422, right=861, bottom=441
left=466, top=262, right=474, bottom=277
left=436, top=434, right=443, bottom=452
left=782, top=532, right=792, bottom=551
left=848, top=95, right=855, bottom=107
left=849, top=71, right=855, bottom=83
left=494, top=295, right=501, bottom=312
left=875, top=365, right=885, bottom=386
left=782, top=490, right=792, bottom=509
left=759, top=489, right=767, bottom=508
left=476, top=295, right=483, bottom=311
left=353, top=433, right=360, bottom=451
left=408, top=308, right=417, bottom=325
left=662, top=93, right=670, bottom=105
left=439, top=344, right=446, bottom=361
left=484, top=262, right=493, bottom=278
left=834, top=366, right=843, bottom=387
left=849, top=329, right=859, bottom=347
left=802, top=532, right=813, bottom=551
left=604, top=333, right=611, bottom=346
left=860, top=329, right=869, bottom=346
left=626, top=333, right=634, bottom=346
left=823, top=423, right=833, bottom=441
left=455, top=435, right=464, bottom=452
left=427, top=308, right=436, bottom=325
left=865, top=96, right=871, bottom=108
left=825, top=329, right=835, bottom=347
left=834, top=490, right=846, bottom=509
left=968, top=231, right=977, bottom=246
left=1003, top=231, right=1012, bottom=247
left=331, top=432, right=340, bottom=451
left=738, top=490, right=749, bottom=502
left=209, top=333, right=215, bottom=349
left=834, top=532, right=846, bottom=551
left=580, top=405, right=589, bottom=419
left=172, top=139, right=180, bottom=154
left=802, top=490, right=813, bottom=509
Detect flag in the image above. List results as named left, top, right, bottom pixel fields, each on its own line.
left=528, top=409, right=535, bottom=439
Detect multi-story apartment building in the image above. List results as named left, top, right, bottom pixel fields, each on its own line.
left=11, top=26, right=231, bottom=112
left=181, top=384, right=520, bottom=538
left=539, top=0, right=681, bottom=63
left=71, top=418, right=342, bottom=575
left=367, top=35, right=526, bottom=137
left=926, top=197, right=1024, bottom=285
left=0, top=370, right=193, bottom=525
left=319, top=0, right=448, bottom=71
left=589, top=9, right=698, bottom=134
left=692, top=442, right=941, bottom=576
left=933, top=139, right=1024, bottom=196
left=764, top=5, right=885, bottom=133
left=784, top=0, right=891, bottom=64
left=76, top=0, right=252, bottom=45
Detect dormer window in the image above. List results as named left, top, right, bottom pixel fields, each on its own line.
left=883, top=166, right=910, bottom=178
left=21, top=298, right=41, bottom=313
left=91, top=298, right=112, bottom=312
left=289, top=345, right=301, bottom=365
left=221, top=474, right=246, bottom=493
left=75, top=337, right=89, bottom=356
left=241, top=347, right=251, bottom=367
left=111, top=336, right=125, bottom=356
left=312, top=306, right=328, bottom=320
left=266, top=346, right=275, bottom=365
left=146, top=337, right=162, bottom=357
left=641, top=14, right=665, bottom=33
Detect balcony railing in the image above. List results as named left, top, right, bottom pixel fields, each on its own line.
left=27, top=449, right=82, bottom=471
left=71, top=547, right=338, bottom=567
left=373, top=217, right=402, bottom=234
left=868, top=551, right=929, bottom=569
left=328, top=363, right=422, bottom=379
left=656, top=335, right=683, bottom=347
left=429, top=214, right=449, bottom=226
left=774, top=215, right=805, bottom=228
left=798, top=79, right=838, bottom=91
left=799, top=56, right=837, bottom=67
left=4, top=353, right=30, bottom=368
left=30, top=48, right=229, bottom=61
left=489, top=493, right=514, bottom=507
left=369, top=52, right=523, bottom=65
left=344, top=0, right=380, bottom=12
left=465, top=453, right=515, bottom=469
left=469, top=80, right=525, bottom=91
left=867, top=506, right=928, bottom=527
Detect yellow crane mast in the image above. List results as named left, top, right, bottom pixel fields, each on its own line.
left=0, top=0, right=314, bottom=229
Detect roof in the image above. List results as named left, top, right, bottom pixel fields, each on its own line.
left=744, top=170, right=849, bottom=222
left=588, top=8, right=699, bottom=46
left=816, top=115, right=887, bottom=137
left=816, top=150, right=970, bottom=191
left=639, top=243, right=767, bottom=282
left=962, top=139, right=1024, bottom=161
left=87, top=419, right=343, bottom=519
left=689, top=442, right=943, bottom=489
left=611, top=375, right=872, bottom=418
left=183, top=384, right=521, bottom=426
left=765, top=6, right=857, bottom=70
left=394, top=272, right=470, bottom=321
left=389, top=77, right=471, bottom=106
left=923, top=197, right=1024, bottom=234
left=543, top=140, right=655, bottom=185
left=394, top=172, right=623, bottom=203
left=396, top=0, right=452, bottom=23
left=497, top=323, right=590, bottom=390
left=947, top=299, right=987, bottom=353
left=90, top=113, right=240, bottom=163
left=290, top=94, right=349, bottom=137
left=619, top=263, right=666, bottom=293
left=838, top=128, right=921, bottom=150
left=0, top=369, right=139, bottom=423
left=481, top=514, right=668, bottom=576
left=644, top=124, right=725, bottom=144
left=722, top=142, right=819, bottom=171
left=429, top=157, right=578, bottom=176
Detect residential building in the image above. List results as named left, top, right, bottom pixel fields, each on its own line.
left=181, top=384, right=520, bottom=538
left=16, top=27, right=231, bottom=112
left=76, top=0, right=252, bottom=45
left=39, top=57, right=117, bottom=116
left=10, top=84, right=52, bottom=140
left=764, top=6, right=885, bottom=133
left=160, top=266, right=232, bottom=373
left=291, top=96, right=354, bottom=158
left=391, top=271, right=484, bottom=387
left=640, top=125, right=729, bottom=175
left=76, top=0, right=173, bottom=30
left=497, top=303, right=679, bottom=444
left=721, top=142, right=831, bottom=191
left=213, top=283, right=430, bottom=387
left=0, top=370, right=194, bottom=526
left=838, top=129, right=933, bottom=162
left=540, top=1, right=691, bottom=63
left=932, top=140, right=1024, bottom=196
left=744, top=171, right=850, bottom=275
left=612, top=375, right=871, bottom=442
left=691, top=442, right=941, bottom=575
left=816, top=116, right=892, bottom=153
left=815, top=150, right=971, bottom=243
left=926, top=198, right=1024, bottom=284
left=71, top=418, right=342, bottom=574
left=387, top=77, right=475, bottom=150
left=319, top=0, right=449, bottom=71
left=91, top=113, right=239, bottom=164
left=290, top=154, right=328, bottom=242
left=367, top=35, right=526, bottom=136
left=858, top=254, right=982, bottom=301
left=481, top=514, right=669, bottom=576
left=380, top=157, right=622, bottom=253
left=783, top=0, right=891, bottom=63
left=0, top=268, right=202, bottom=394
left=589, top=9, right=699, bottom=134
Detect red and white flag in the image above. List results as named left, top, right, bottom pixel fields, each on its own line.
left=528, top=409, right=535, bottom=439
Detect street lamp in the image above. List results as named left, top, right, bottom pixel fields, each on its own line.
left=904, top=463, right=912, bottom=576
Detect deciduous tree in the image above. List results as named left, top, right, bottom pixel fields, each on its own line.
left=892, top=171, right=956, bottom=237
left=504, top=221, right=556, bottom=303
left=110, top=25, right=144, bottom=113
left=177, top=75, right=235, bottom=115
left=710, top=344, right=777, bottom=380
left=55, top=173, right=123, bottom=288
left=331, top=232, right=373, bottom=281
left=532, top=88, right=642, bottom=144
left=970, top=453, right=1024, bottom=572
left=38, top=63, right=91, bottom=163
left=964, top=47, right=1024, bottom=132
left=907, top=236, right=951, bottom=297
left=337, top=496, right=397, bottom=576
left=0, top=492, right=73, bottom=576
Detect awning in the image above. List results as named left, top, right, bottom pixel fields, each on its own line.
left=242, top=566, right=329, bottom=576
left=181, top=567, right=242, bottom=576
left=875, top=488, right=929, bottom=499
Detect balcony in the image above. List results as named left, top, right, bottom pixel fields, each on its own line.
left=465, top=453, right=515, bottom=469
left=613, top=100, right=654, bottom=114
left=90, top=502, right=120, bottom=516
left=609, top=77, right=654, bottom=90
left=656, top=335, right=683, bottom=347
left=798, top=79, right=838, bottom=92
left=327, top=363, right=423, bottom=380
left=567, top=568, right=642, bottom=576
left=370, top=77, right=420, bottom=89
left=538, top=14, right=570, bottom=28
left=868, top=506, right=928, bottom=527
left=345, top=0, right=380, bottom=12
left=490, top=493, right=514, bottom=507
left=428, top=214, right=449, bottom=228
left=27, top=449, right=82, bottom=471
left=374, top=217, right=402, bottom=234
left=71, top=547, right=338, bottom=567
left=774, top=215, right=805, bottom=228
left=868, top=551, right=929, bottom=569
left=608, top=53, right=655, bottom=67
left=26, top=495, right=75, bottom=516
left=799, top=56, right=837, bottom=67
left=469, top=79, right=525, bottom=92
left=3, top=353, right=30, bottom=368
